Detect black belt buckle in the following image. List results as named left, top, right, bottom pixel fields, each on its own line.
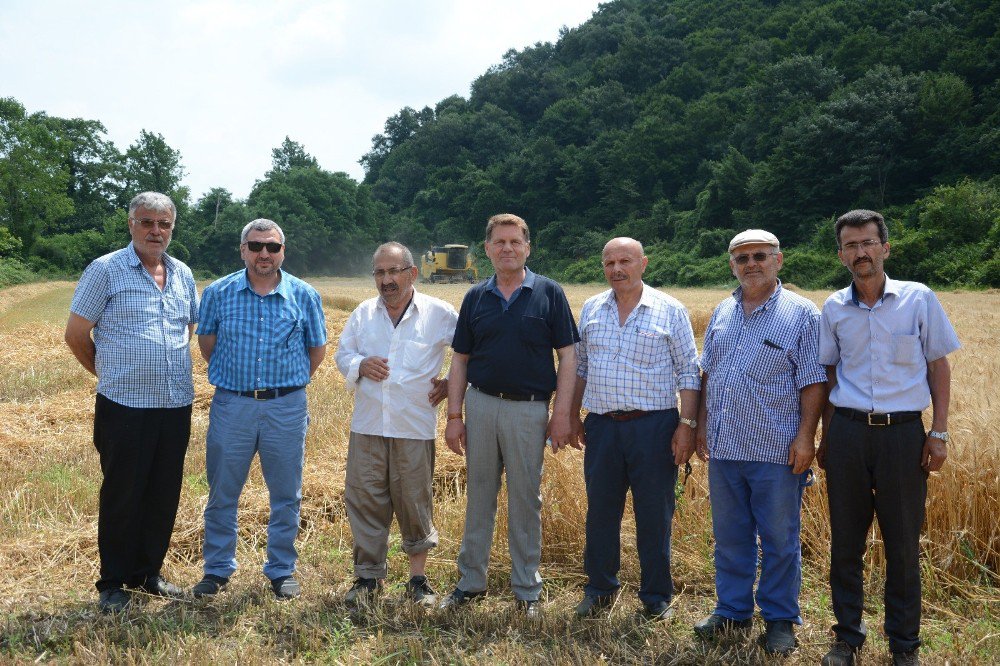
left=253, top=388, right=274, bottom=400
left=867, top=412, right=890, bottom=426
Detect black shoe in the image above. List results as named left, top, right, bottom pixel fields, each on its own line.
left=892, top=649, right=919, bottom=666
left=693, top=613, right=753, bottom=638
left=574, top=593, right=613, bottom=618
left=192, top=574, right=229, bottom=598
left=405, top=575, right=436, bottom=606
left=643, top=600, right=675, bottom=621
left=517, top=599, right=541, bottom=620
left=98, top=588, right=131, bottom=614
left=821, top=641, right=858, bottom=666
left=271, top=575, right=300, bottom=600
left=139, top=575, right=185, bottom=599
left=761, top=620, right=797, bottom=655
left=345, top=577, right=383, bottom=604
left=436, top=588, right=484, bottom=611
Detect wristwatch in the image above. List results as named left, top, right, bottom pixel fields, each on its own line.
left=928, top=430, right=949, bottom=442
left=679, top=417, right=697, bottom=428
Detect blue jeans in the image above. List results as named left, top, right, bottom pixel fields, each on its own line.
left=203, top=388, right=308, bottom=580
left=583, top=409, right=678, bottom=606
left=708, top=459, right=810, bottom=623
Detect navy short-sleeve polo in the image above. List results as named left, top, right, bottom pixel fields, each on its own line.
left=452, top=269, right=579, bottom=395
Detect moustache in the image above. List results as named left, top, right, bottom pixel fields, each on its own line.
left=853, top=257, right=872, bottom=266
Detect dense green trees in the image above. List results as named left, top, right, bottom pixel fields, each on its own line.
left=1, top=0, right=997, bottom=288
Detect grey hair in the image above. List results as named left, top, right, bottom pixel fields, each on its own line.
left=241, top=219, right=285, bottom=244
left=128, top=192, right=176, bottom=221
left=372, top=241, right=414, bottom=268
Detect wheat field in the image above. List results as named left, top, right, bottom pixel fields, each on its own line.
left=0, top=278, right=996, bottom=664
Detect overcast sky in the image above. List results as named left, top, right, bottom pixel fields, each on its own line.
left=1, top=0, right=603, bottom=200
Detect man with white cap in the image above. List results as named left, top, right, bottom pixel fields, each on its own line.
left=693, top=229, right=827, bottom=655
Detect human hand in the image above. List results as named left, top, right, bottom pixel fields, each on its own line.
left=359, top=356, right=390, bottom=381
left=672, top=423, right=696, bottom=466
left=445, top=418, right=466, bottom=455
left=921, top=435, right=948, bottom=472
left=787, top=433, right=816, bottom=475
left=428, top=377, right=448, bottom=406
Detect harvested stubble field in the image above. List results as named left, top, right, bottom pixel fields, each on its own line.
left=0, top=277, right=997, bottom=665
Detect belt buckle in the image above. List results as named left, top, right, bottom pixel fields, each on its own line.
left=253, top=389, right=269, bottom=400
left=867, top=412, right=890, bottom=426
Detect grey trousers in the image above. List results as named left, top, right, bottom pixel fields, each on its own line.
left=456, top=387, right=549, bottom=601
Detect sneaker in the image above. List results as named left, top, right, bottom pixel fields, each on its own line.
left=405, top=575, right=436, bottom=606
left=822, top=640, right=858, bottom=666
left=643, top=600, right=675, bottom=621
left=345, top=577, right=383, bottom=604
left=436, top=588, right=484, bottom=611
left=761, top=620, right=797, bottom=655
left=693, top=613, right=753, bottom=638
left=98, top=587, right=131, bottom=614
left=139, top=575, right=185, bottom=599
left=892, top=649, right=919, bottom=666
left=270, top=575, right=301, bottom=600
left=574, top=593, right=613, bottom=618
left=192, top=574, right=229, bottom=598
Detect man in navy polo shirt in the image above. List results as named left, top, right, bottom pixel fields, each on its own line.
left=193, top=218, right=327, bottom=600
left=439, top=213, right=579, bottom=618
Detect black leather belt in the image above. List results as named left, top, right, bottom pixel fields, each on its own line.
left=602, top=410, right=650, bottom=422
left=230, top=386, right=305, bottom=400
left=472, top=385, right=550, bottom=402
left=835, top=407, right=921, bottom=426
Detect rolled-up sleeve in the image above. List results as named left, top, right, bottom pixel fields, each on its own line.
left=671, top=307, right=701, bottom=391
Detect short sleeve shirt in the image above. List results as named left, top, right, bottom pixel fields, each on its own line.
left=197, top=269, right=327, bottom=391
left=452, top=268, right=579, bottom=395
left=69, top=243, right=198, bottom=408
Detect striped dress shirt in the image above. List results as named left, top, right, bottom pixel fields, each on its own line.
left=197, top=269, right=327, bottom=391
left=69, top=243, right=198, bottom=408
left=576, top=284, right=700, bottom=414
left=701, top=282, right=827, bottom=465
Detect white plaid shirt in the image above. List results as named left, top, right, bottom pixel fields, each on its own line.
left=576, top=284, right=700, bottom=414
left=701, top=283, right=827, bottom=464
left=70, top=243, right=198, bottom=408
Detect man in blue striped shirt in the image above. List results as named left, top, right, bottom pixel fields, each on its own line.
left=65, top=192, right=198, bottom=614
left=193, top=219, right=327, bottom=600
left=569, top=237, right=701, bottom=621
left=694, top=229, right=826, bottom=655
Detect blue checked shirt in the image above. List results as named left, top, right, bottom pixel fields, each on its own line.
left=576, top=284, right=700, bottom=413
left=700, top=282, right=827, bottom=465
left=197, top=269, right=327, bottom=391
left=69, top=243, right=198, bottom=408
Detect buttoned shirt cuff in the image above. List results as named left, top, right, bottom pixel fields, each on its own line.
left=344, top=356, right=363, bottom=390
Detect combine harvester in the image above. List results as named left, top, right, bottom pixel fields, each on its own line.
left=420, top=244, right=478, bottom=283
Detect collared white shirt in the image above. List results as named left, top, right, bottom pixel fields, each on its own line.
left=335, top=289, right=458, bottom=440
left=819, top=275, right=960, bottom=413
left=576, top=283, right=700, bottom=414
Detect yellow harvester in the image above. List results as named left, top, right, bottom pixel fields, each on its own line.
left=420, top=244, right=478, bottom=283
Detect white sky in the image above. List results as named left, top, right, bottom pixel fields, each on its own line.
left=0, top=0, right=603, bottom=200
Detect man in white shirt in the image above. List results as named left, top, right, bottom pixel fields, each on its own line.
left=334, top=242, right=458, bottom=607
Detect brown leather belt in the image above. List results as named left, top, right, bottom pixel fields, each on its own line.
left=602, top=410, right=649, bottom=422
left=834, top=407, right=921, bottom=426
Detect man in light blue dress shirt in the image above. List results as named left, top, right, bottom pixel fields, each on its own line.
left=65, top=192, right=198, bottom=613
left=817, top=210, right=960, bottom=666
left=569, top=237, right=700, bottom=621
left=694, top=229, right=826, bottom=655
left=193, top=219, right=327, bottom=600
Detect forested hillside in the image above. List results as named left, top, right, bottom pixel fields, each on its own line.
left=2, top=0, right=999, bottom=287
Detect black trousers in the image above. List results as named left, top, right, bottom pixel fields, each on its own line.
left=93, top=394, right=191, bottom=592
left=824, top=411, right=927, bottom=654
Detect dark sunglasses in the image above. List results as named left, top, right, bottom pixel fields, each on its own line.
left=246, top=241, right=283, bottom=253
left=732, top=251, right=775, bottom=265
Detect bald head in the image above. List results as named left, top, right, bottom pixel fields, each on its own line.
left=602, top=237, right=648, bottom=296
left=602, top=237, right=644, bottom=258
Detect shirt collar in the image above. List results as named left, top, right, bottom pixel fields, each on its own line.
left=733, top=279, right=783, bottom=310
left=238, top=268, right=289, bottom=298
left=848, top=274, right=897, bottom=306
left=126, top=241, right=173, bottom=271
left=601, top=282, right=654, bottom=309
left=486, top=267, right=535, bottom=291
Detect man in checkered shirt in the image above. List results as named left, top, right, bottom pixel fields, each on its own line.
left=568, top=237, right=700, bottom=621
left=65, top=192, right=198, bottom=614
left=693, top=229, right=826, bottom=655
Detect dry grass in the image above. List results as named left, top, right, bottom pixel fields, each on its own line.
left=0, top=278, right=997, bottom=664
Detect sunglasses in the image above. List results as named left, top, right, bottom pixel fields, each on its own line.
left=246, top=241, right=283, bottom=253
left=732, top=251, right=776, bottom=265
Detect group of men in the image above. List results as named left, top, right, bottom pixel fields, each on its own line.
left=67, top=194, right=958, bottom=666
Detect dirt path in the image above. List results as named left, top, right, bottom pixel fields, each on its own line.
left=0, top=281, right=76, bottom=329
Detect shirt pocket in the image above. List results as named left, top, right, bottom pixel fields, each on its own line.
left=747, top=341, right=793, bottom=383
left=275, top=315, right=304, bottom=350
left=519, top=314, right=552, bottom=348
left=628, top=325, right=670, bottom=368
left=892, top=334, right=923, bottom=365
left=402, top=340, right=432, bottom=374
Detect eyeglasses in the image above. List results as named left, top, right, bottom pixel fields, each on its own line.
left=246, top=241, right=283, bottom=253
left=134, top=218, right=174, bottom=231
left=372, top=265, right=413, bottom=279
left=732, top=251, right=777, bottom=265
left=841, top=239, right=882, bottom=252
